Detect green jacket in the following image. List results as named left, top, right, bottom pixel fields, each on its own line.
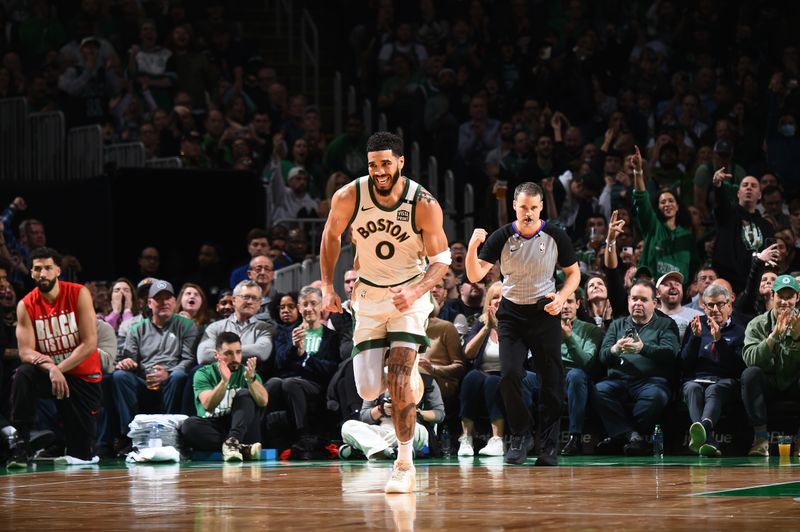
left=600, top=313, right=681, bottom=380
left=561, top=319, right=604, bottom=370
left=633, top=189, right=696, bottom=281
left=742, top=310, right=800, bottom=392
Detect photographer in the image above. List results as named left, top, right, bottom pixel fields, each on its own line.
left=339, top=375, right=445, bottom=460
left=593, top=279, right=680, bottom=455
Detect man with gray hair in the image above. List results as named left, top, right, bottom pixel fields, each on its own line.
left=196, top=280, right=275, bottom=365
left=680, top=284, right=746, bottom=457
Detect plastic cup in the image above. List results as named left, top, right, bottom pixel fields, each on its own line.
left=778, top=436, right=792, bottom=458
left=495, top=180, right=507, bottom=199
left=146, top=367, right=161, bottom=391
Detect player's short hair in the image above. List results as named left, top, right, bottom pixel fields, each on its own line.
left=216, top=331, right=241, bottom=350
left=366, top=132, right=404, bottom=157
left=513, top=181, right=543, bottom=201
left=29, top=247, right=62, bottom=267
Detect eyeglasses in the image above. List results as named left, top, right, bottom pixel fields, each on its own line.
left=249, top=266, right=273, bottom=273
left=236, top=295, right=260, bottom=302
left=703, top=301, right=729, bottom=309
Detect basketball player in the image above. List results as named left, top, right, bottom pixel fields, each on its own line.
left=8, top=247, right=102, bottom=467
left=466, top=182, right=580, bottom=466
left=321, top=132, right=450, bottom=493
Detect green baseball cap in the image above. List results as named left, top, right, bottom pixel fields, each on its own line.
left=772, top=274, right=800, bottom=293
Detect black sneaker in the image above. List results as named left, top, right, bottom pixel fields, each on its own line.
left=6, top=442, right=29, bottom=469
left=560, top=435, right=582, bottom=456
left=535, top=446, right=558, bottom=466
left=623, top=437, right=649, bottom=456
left=595, top=435, right=625, bottom=454
left=504, top=434, right=533, bottom=465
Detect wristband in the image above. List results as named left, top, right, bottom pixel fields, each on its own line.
left=606, top=240, right=616, bottom=251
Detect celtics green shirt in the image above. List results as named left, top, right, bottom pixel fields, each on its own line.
left=193, top=364, right=263, bottom=418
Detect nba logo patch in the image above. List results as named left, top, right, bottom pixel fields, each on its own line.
left=397, top=210, right=410, bottom=222
left=539, top=241, right=545, bottom=253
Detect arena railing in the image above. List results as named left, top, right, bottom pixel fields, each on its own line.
left=0, top=98, right=27, bottom=181
left=300, top=8, right=319, bottom=107
left=67, top=125, right=103, bottom=181
left=442, top=169, right=457, bottom=240
left=273, top=0, right=294, bottom=61
left=463, top=183, right=475, bottom=240
left=145, top=157, right=184, bottom=168
left=104, top=142, right=146, bottom=168
left=426, top=156, right=438, bottom=199
left=377, top=112, right=388, bottom=134
left=27, top=111, right=65, bottom=182
left=410, top=141, right=421, bottom=182
left=362, top=99, right=372, bottom=135
left=274, top=262, right=302, bottom=293
left=301, top=258, right=320, bottom=287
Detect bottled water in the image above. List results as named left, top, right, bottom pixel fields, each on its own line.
left=440, top=426, right=451, bottom=459
left=652, top=424, right=664, bottom=458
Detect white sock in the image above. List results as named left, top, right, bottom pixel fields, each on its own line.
left=397, top=439, right=413, bottom=464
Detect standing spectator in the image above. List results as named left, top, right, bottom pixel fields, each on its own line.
left=693, top=140, right=747, bottom=220
left=58, top=37, right=122, bottom=128
left=711, top=171, right=773, bottom=295
left=456, top=95, right=500, bottom=187
left=267, top=145, right=320, bottom=225
left=631, top=146, right=696, bottom=282
left=246, top=255, right=278, bottom=322
left=169, top=25, right=215, bottom=116
left=765, top=73, right=800, bottom=195
left=181, top=332, right=267, bottom=461
left=323, top=115, right=368, bottom=178
left=127, top=20, right=175, bottom=111
left=229, top=228, right=271, bottom=289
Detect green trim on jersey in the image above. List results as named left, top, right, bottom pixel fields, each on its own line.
left=411, top=184, right=422, bottom=234
left=368, top=175, right=411, bottom=212
left=358, top=272, right=422, bottom=288
left=351, top=331, right=430, bottom=357
left=346, top=177, right=362, bottom=228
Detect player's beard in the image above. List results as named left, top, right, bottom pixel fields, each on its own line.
left=372, top=168, right=400, bottom=196
left=37, top=278, right=56, bottom=293
left=228, top=362, right=241, bottom=372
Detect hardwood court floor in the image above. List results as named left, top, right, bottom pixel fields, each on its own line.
left=1, top=456, right=799, bottom=530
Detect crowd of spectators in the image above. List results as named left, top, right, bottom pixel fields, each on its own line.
left=1, top=1, right=800, bottom=462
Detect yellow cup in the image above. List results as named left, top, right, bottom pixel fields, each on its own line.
left=778, top=436, right=792, bottom=458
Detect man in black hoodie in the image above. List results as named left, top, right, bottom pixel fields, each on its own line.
left=711, top=172, right=773, bottom=295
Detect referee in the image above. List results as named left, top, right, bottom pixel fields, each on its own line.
left=466, top=182, right=580, bottom=465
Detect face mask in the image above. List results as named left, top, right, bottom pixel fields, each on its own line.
left=779, top=124, right=796, bottom=137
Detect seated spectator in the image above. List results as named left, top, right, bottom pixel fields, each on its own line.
left=681, top=285, right=746, bottom=457
left=458, top=282, right=538, bottom=457
left=419, top=303, right=464, bottom=417
left=112, top=280, right=197, bottom=454
left=340, top=375, right=444, bottom=460
left=136, top=246, right=161, bottom=281
left=594, top=279, right=680, bottom=455
left=8, top=248, right=101, bottom=467
left=775, top=228, right=800, bottom=275
left=181, top=332, right=268, bottom=461
left=323, top=114, right=368, bottom=178
left=559, top=291, right=603, bottom=456
left=197, top=281, right=274, bottom=365
left=449, top=241, right=467, bottom=278
left=686, top=267, right=718, bottom=310
left=656, top=271, right=702, bottom=339
left=438, top=277, right=485, bottom=337
left=760, top=185, right=790, bottom=230
left=631, top=147, right=696, bottom=282
left=269, top=292, right=301, bottom=338
left=185, top=242, right=227, bottom=302
left=711, top=172, right=773, bottom=294
left=734, top=245, right=780, bottom=320
left=430, top=278, right=448, bottom=309
left=266, top=286, right=339, bottom=447
left=246, top=255, right=278, bottom=321
left=100, top=278, right=137, bottom=333
left=741, top=275, right=800, bottom=457
left=327, top=269, right=357, bottom=361
left=176, top=283, right=213, bottom=334
left=215, top=290, right=235, bottom=320
left=229, top=228, right=271, bottom=288
left=319, top=172, right=352, bottom=220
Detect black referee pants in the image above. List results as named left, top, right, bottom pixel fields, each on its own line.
left=497, top=298, right=564, bottom=452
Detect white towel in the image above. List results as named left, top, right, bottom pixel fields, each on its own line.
left=53, top=455, right=100, bottom=465
left=125, top=445, right=181, bottom=463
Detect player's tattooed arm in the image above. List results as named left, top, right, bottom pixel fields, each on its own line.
left=418, top=189, right=438, bottom=205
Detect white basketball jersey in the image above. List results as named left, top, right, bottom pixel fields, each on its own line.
left=349, top=176, right=426, bottom=287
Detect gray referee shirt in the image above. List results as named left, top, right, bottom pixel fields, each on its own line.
left=478, top=221, right=577, bottom=305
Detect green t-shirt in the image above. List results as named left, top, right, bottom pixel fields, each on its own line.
left=304, top=326, right=324, bottom=356
left=193, top=363, right=263, bottom=418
